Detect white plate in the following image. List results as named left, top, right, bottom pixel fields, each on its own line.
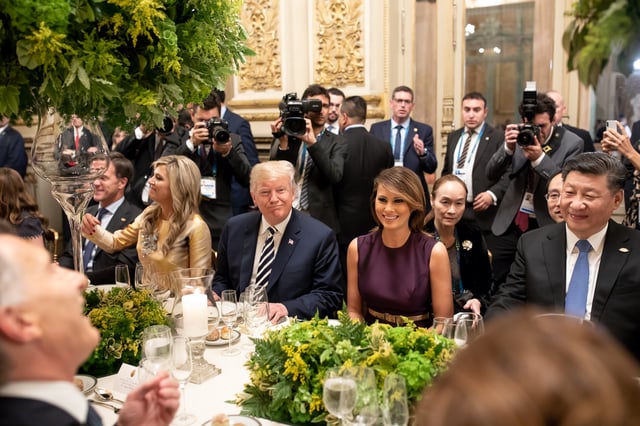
left=205, top=329, right=241, bottom=347
left=74, top=374, right=97, bottom=395
left=202, top=415, right=261, bottom=426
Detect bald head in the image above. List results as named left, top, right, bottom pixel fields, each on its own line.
left=546, top=90, right=566, bottom=125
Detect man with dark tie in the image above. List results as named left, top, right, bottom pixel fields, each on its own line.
left=212, top=161, right=343, bottom=324
left=59, top=152, right=141, bottom=284
left=487, top=152, right=640, bottom=361
left=370, top=85, right=437, bottom=211
left=0, top=234, right=179, bottom=425
left=0, top=115, right=28, bottom=178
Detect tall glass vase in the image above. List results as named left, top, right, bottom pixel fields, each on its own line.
left=31, top=112, right=111, bottom=273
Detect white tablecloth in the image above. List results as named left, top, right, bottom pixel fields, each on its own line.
left=93, top=332, right=283, bottom=426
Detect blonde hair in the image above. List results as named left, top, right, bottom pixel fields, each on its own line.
left=250, top=160, right=296, bottom=194
left=370, top=167, right=426, bottom=232
left=141, top=155, right=201, bottom=256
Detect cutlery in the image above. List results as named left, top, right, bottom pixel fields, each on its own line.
left=90, top=400, right=120, bottom=413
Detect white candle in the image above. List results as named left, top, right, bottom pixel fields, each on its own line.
left=182, top=293, right=208, bottom=337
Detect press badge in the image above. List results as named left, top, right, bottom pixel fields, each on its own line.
left=394, top=160, right=403, bottom=167
left=519, top=192, right=535, bottom=215
left=201, top=177, right=217, bottom=199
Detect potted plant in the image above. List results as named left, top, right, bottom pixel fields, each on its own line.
left=80, top=287, right=169, bottom=377
left=0, top=0, right=252, bottom=126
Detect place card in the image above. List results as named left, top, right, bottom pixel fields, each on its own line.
left=115, top=363, right=140, bottom=394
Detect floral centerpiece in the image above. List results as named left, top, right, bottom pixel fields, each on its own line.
left=237, top=312, right=456, bottom=424
left=79, top=287, right=169, bottom=377
left=0, top=0, right=252, bottom=126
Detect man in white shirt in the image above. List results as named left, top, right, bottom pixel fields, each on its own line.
left=487, top=152, right=640, bottom=362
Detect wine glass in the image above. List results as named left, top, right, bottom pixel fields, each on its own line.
left=142, top=325, right=172, bottom=374
left=347, top=367, right=379, bottom=426
left=323, top=367, right=357, bottom=424
left=220, top=289, right=239, bottom=356
left=171, top=336, right=196, bottom=426
left=134, top=262, right=155, bottom=293
left=114, top=264, right=131, bottom=288
left=432, top=316, right=453, bottom=336
left=382, top=374, right=409, bottom=426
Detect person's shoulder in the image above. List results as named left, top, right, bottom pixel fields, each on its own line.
left=3, top=126, right=24, bottom=140
left=370, top=120, right=390, bottom=130
left=521, top=222, right=564, bottom=243
left=558, top=126, right=583, bottom=145
left=117, top=199, right=143, bottom=216
left=227, top=210, right=261, bottom=228
left=410, top=119, right=433, bottom=131
left=294, top=210, right=335, bottom=236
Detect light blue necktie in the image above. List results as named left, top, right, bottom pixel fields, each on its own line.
left=565, top=240, right=592, bottom=317
left=82, top=207, right=109, bottom=271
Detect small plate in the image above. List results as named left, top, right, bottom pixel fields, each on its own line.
left=74, top=374, right=97, bottom=395
left=202, top=415, right=261, bottom=426
left=205, top=329, right=241, bottom=346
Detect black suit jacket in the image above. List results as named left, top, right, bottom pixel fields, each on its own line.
left=564, top=123, right=594, bottom=152
left=223, top=108, right=260, bottom=214
left=487, top=220, right=640, bottom=361
left=334, top=126, right=394, bottom=245
left=0, top=125, right=28, bottom=177
left=212, top=210, right=343, bottom=319
left=370, top=118, right=437, bottom=211
left=270, top=132, right=347, bottom=232
left=116, top=131, right=181, bottom=209
left=59, top=200, right=141, bottom=284
left=441, top=124, right=505, bottom=231
left=0, top=396, right=85, bottom=425
left=175, top=133, right=252, bottom=249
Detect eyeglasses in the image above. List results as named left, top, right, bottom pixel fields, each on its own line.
left=545, top=192, right=560, bottom=201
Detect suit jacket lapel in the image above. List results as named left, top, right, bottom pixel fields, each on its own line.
left=267, top=211, right=301, bottom=291
left=542, top=228, right=567, bottom=307
left=591, top=223, right=631, bottom=320
left=239, top=214, right=261, bottom=290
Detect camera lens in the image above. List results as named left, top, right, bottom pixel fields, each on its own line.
left=284, top=117, right=307, bottom=136
left=213, top=127, right=230, bottom=143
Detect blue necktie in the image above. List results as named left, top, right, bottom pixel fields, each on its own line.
left=83, top=207, right=109, bottom=271
left=86, top=403, right=104, bottom=426
left=393, top=125, right=403, bottom=160
left=565, top=240, right=592, bottom=318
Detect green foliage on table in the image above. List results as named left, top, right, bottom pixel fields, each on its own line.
left=0, top=0, right=252, bottom=127
left=80, top=287, right=169, bottom=377
left=563, top=0, right=640, bottom=87
left=237, top=312, right=456, bottom=425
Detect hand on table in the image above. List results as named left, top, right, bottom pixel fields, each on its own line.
left=268, top=302, right=288, bottom=324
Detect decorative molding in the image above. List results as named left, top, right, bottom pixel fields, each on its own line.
left=440, top=96, right=455, bottom=155
left=314, top=0, right=365, bottom=87
left=238, top=0, right=282, bottom=92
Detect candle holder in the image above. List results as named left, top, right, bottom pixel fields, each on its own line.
left=171, top=268, right=220, bottom=383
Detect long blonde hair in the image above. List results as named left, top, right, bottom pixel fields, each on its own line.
left=141, top=155, right=201, bottom=256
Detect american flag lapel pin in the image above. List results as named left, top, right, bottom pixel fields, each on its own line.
left=288, top=239, right=294, bottom=245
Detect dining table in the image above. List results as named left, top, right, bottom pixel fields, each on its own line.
left=91, top=328, right=284, bottom=426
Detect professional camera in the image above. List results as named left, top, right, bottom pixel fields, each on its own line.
left=516, top=81, right=541, bottom=147
left=279, top=92, right=322, bottom=137
left=204, top=117, right=230, bottom=144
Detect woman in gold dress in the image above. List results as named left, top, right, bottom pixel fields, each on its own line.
left=82, top=155, right=211, bottom=278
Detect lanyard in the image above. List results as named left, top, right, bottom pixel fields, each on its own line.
left=199, top=145, right=218, bottom=176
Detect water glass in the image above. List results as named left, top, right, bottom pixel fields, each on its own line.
left=382, top=374, right=409, bottom=426
left=245, top=285, right=270, bottom=339
left=142, top=325, right=172, bottom=374
left=171, top=336, right=196, bottom=425
left=220, top=290, right=239, bottom=356
left=323, top=367, right=357, bottom=424
left=134, top=262, right=155, bottom=293
left=114, top=264, right=131, bottom=288
left=348, top=367, right=379, bottom=426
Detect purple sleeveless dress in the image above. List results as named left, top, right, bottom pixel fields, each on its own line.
left=357, top=230, right=436, bottom=327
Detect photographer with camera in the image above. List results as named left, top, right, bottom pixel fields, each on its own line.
left=175, top=91, right=252, bottom=250
left=269, top=84, right=347, bottom=232
left=486, top=85, right=583, bottom=286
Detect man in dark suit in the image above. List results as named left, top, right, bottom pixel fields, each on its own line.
left=214, top=89, right=260, bottom=215
left=116, top=116, right=181, bottom=209
left=486, top=93, right=583, bottom=285
left=0, top=234, right=179, bottom=425
left=370, top=85, right=437, bottom=211
left=59, top=152, right=141, bottom=284
left=270, top=84, right=347, bottom=232
left=487, top=152, right=640, bottom=361
left=546, top=90, right=594, bottom=152
left=442, top=92, right=505, bottom=238
left=212, top=161, right=343, bottom=323
left=0, top=116, right=27, bottom=177
left=175, top=91, right=252, bottom=250
left=334, top=95, right=393, bottom=288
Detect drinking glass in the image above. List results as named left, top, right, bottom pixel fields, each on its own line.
left=171, top=336, right=196, bottom=426
left=114, top=264, right=131, bottom=288
left=134, top=262, right=155, bottom=293
left=348, top=367, right=379, bottom=426
left=142, top=325, right=172, bottom=374
left=220, top=290, right=239, bottom=356
left=323, top=367, right=357, bottom=424
left=245, top=285, right=270, bottom=339
left=432, top=316, right=453, bottom=336
left=382, top=374, right=409, bottom=426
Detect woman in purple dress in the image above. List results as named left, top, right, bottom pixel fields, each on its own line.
left=346, top=167, right=453, bottom=327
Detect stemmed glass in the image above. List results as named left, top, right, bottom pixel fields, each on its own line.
left=142, top=325, right=172, bottom=374
left=114, top=264, right=130, bottom=288
left=171, top=336, right=196, bottom=426
left=347, top=367, right=379, bottom=426
left=134, top=262, right=156, bottom=293
left=245, top=285, right=270, bottom=339
left=382, top=374, right=409, bottom=426
left=323, top=367, right=357, bottom=424
left=220, top=290, right=239, bottom=356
